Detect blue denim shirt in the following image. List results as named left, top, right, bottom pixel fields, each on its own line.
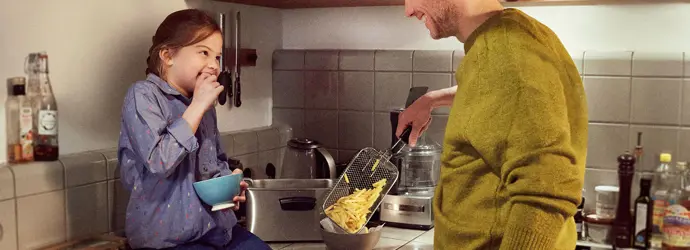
left=118, top=74, right=237, bottom=249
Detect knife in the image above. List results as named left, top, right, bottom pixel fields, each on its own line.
left=217, top=12, right=232, bottom=106
left=234, top=11, right=242, bottom=107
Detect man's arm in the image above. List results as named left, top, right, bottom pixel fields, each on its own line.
left=395, top=86, right=457, bottom=146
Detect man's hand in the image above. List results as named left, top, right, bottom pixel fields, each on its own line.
left=231, top=168, right=248, bottom=211
left=395, top=86, right=458, bottom=146
left=396, top=95, right=433, bottom=146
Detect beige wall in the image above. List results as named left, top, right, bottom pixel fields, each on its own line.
left=0, top=0, right=282, bottom=163
left=281, top=3, right=690, bottom=52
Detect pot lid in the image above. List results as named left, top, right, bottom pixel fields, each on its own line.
left=288, top=138, right=322, bottom=149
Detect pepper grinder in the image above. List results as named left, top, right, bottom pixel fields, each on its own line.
left=613, top=151, right=636, bottom=249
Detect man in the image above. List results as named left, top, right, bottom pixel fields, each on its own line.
left=396, top=0, right=587, bottom=249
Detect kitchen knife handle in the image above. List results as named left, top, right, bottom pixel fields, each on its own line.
left=217, top=71, right=230, bottom=105
left=234, top=75, right=242, bottom=107
left=279, top=197, right=316, bottom=211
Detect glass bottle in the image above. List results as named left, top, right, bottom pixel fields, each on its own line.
left=5, top=77, right=22, bottom=163
left=16, top=78, right=34, bottom=161
left=653, top=153, right=676, bottom=246
left=661, top=166, right=689, bottom=249
left=33, top=52, right=58, bottom=161
left=634, top=177, right=653, bottom=249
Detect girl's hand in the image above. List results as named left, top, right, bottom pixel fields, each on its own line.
left=191, top=73, right=224, bottom=112
left=232, top=168, right=248, bottom=211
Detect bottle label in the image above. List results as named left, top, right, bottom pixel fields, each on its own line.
left=38, top=110, right=57, bottom=135
left=663, top=204, right=690, bottom=247
left=19, top=107, right=33, bottom=158
left=576, top=222, right=582, bottom=233
left=654, top=199, right=668, bottom=234
left=634, top=203, right=649, bottom=246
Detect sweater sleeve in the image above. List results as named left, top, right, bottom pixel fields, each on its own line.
left=463, top=25, right=585, bottom=249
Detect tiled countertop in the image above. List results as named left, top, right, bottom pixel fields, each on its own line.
left=268, top=226, right=434, bottom=250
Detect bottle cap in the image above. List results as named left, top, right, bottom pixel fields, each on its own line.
left=660, top=153, right=672, bottom=163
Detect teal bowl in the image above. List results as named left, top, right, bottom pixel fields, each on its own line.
left=193, top=173, right=243, bottom=211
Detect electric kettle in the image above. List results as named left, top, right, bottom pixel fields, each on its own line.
left=281, top=138, right=336, bottom=179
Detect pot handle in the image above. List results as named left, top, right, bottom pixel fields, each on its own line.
left=316, top=147, right=337, bottom=179
left=243, top=178, right=254, bottom=187
left=279, top=197, right=316, bottom=211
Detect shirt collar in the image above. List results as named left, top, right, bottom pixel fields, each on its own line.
left=146, top=73, right=182, bottom=96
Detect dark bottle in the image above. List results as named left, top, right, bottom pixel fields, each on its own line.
left=633, top=177, right=653, bottom=249
left=575, top=196, right=585, bottom=240
left=613, top=152, right=635, bottom=248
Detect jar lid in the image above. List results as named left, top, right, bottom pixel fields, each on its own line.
left=584, top=214, right=614, bottom=225
left=288, top=138, right=322, bottom=150
left=594, top=185, right=619, bottom=193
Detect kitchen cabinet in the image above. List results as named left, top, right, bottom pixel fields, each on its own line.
left=213, top=0, right=688, bottom=9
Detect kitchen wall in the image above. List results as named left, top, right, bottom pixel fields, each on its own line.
left=271, top=49, right=690, bottom=212
left=281, top=4, right=690, bottom=52
left=272, top=49, right=461, bottom=163
left=0, top=0, right=282, bottom=163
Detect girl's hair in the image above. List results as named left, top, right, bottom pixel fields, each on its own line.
left=146, top=9, right=221, bottom=76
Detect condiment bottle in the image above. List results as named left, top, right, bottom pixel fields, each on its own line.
left=613, top=151, right=635, bottom=248
left=634, top=177, right=653, bottom=249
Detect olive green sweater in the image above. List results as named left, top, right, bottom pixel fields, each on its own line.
left=434, top=8, right=587, bottom=250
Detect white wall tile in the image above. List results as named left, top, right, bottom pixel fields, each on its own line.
left=304, top=110, right=339, bottom=149
left=61, top=151, right=107, bottom=188
left=304, top=71, right=338, bottom=110
left=339, top=50, right=374, bottom=71
left=584, top=51, right=632, bottom=76
left=0, top=166, right=14, bottom=201
left=452, top=50, right=465, bottom=72
left=0, top=199, right=17, bottom=250
left=17, top=190, right=65, bottom=249
left=233, top=131, right=259, bottom=156
left=583, top=76, right=630, bottom=123
left=65, top=182, right=108, bottom=239
left=681, top=79, right=690, bottom=125
left=99, top=148, right=119, bottom=180
left=338, top=112, right=374, bottom=150
left=632, top=52, right=683, bottom=77
left=273, top=71, right=305, bottom=108
left=413, top=50, right=453, bottom=72
left=374, top=72, right=412, bottom=112
left=631, top=78, right=682, bottom=125
left=375, top=50, right=413, bottom=71
left=587, top=123, right=630, bottom=169
left=305, top=50, right=339, bottom=70
left=273, top=50, right=304, bottom=70
left=219, top=133, right=235, bottom=156
left=11, top=161, right=63, bottom=197
left=273, top=108, right=305, bottom=139
left=338, top=72, right=375, bottom=111
left=257, top=127, right=281, bottom=151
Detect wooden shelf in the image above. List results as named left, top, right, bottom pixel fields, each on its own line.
left=214, top=0, right=690, bottom=8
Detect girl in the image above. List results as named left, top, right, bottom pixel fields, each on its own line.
left=117, top=9, right=270, bottom=250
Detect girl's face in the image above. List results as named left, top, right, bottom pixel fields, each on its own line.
left=163, top=31, right=223, bottom=96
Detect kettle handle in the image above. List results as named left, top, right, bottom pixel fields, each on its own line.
left=315, top=147, right=337, bottom=179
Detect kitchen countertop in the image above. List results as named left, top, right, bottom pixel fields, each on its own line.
left=266, top=227, right=611, bottom=250
left=268, top=226, right=434, bottom=250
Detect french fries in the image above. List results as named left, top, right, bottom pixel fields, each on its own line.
left=324, top=179, right=387, bottom=233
